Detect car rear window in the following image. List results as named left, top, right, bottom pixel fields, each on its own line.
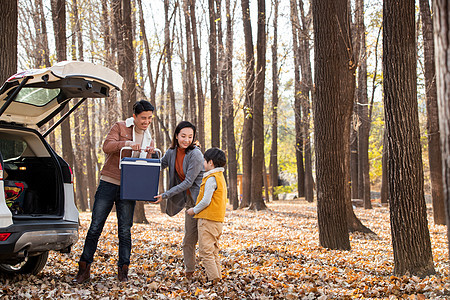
left=14, top=87, right=60, bottom=106
left=0, top=138, right=27, bottom=160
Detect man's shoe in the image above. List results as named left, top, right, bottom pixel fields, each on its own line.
left=118, top=264, right=129, bottom=282
left=72, top=261, right=91, bottom=284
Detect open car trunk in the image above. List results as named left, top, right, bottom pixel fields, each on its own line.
left=0, top=127, right=62, bottom=218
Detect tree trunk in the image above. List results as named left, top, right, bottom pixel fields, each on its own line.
left=270, top=0, right=279, bottom=201
left=189, top=0, right=205, bottom=149
left=356, top=0, right=371, bottom=209
left=36, top=0, right=51, bottom=68
left=217, top=0, right=227, bottom=155
left=51, top=0, right=74, bottom=178
left=164, top=0, right=177, bottom=133
left=299, top=0, right=314, bottom=202
left=224, top=0, right=238, bottom=210
left=239, top=0, right=254, bottom=208
left=350, top=118, right=359, bottom=200
left=186, top=0, right=197, bottom=127
left=0, top=0, right=17, bottom=84
left=121, top=0, right=136, bottom=118
left=383, top=0, right=435, bottom=277
left=70, top=0, right=88, bottom=212
left=433, top=0, right=450, bottom=261
left=290, top=0, right=305, bottom=199
left=420, top=0, right=445, bottom=225
left=209, top=0, right=220, bottom=147
left=380, top=130, right=389, bottom=204
left=313, top=0, right=353, bottom=250
left=249, top=0, right=267, bottom=211
left=101, top=0, right=118, bottom=127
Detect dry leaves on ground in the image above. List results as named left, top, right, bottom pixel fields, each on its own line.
left=0, top=200, right=448, bottom=299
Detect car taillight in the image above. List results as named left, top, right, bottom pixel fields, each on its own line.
left=0, top=233, right=11, bottom=241
left=69, top=165, right=73, bottom=183
left=0, top=162, right=3, bottom=180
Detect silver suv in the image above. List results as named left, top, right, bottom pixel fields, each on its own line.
left=0, top=61, right=123, bottom=275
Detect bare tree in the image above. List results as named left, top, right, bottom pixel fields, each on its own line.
left=270, top=0, right=279, bottom=201
left=165, top=0, right=177, bottom=133
left=298, top=0, right=314, bottom=202
left=209, top=0, right=220, bottom=147
left=313, top=0, right=353, bottom=250
left=189, top=0, right=205, bottom=148
left=383, top=0, right=435, bottom=276
left=419, top=0, right=445, bottom=225
left=249, top=0, right=267, bottom=210
left=239, top=0, right=255, bottom=208
left=434, top=0, right=450, bottom=260
left=51, top=0, right=75, bottom=178
left=224, top=0, right=239, bottom=210
left=290, top=0, right=305, bottom=199
left=0, top=0, right=17, bottom=84
left=355, top=0, right=371, bottom=209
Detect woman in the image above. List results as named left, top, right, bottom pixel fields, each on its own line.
left=154, top=121, right=204, bottom=279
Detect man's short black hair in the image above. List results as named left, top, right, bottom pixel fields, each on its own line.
left=204, top=147, right=226, bottom=168
left=133, top=99, right=154, bottom=115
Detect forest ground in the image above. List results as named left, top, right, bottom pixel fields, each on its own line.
left=0, top=199, right=448, bottom=299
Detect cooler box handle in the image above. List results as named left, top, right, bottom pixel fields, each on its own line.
left=119, top=147, right=162, bottom=169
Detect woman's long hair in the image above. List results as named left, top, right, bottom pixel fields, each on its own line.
left=170, top=121, right=197, bottom=152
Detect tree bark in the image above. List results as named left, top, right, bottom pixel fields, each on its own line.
left=0, top=0, right=17, bottom=84
left=51, top=0, right=75, bottom=179
left=350, top=117, right=359, bottom=200
left=224, top=0, right=238, bottom=210
left=209, top=0, right=220, bottom=147
left=70, top=0, right=89, bottom=212
left=189, top=0, right=205, bottom=149
left=420, top=0, right=445, bottom=225
left=356, top=0, right=371, bottom=209
left=249, top=0, right=267, bottom=211
left=270, top=0, right=279, bottom=201
left=164, top=0, right=177, bottom=133
left=298, top=0, right=314, bottom=203
left=383, top=0, right=435, bottom=276
left=121, top=0, right=136, bottom=118
left=239, top=0, right=254, bottom=208
left=313, top=0, right=352, bottom=250
left=433, top=0, right=450, bottom=261
left=290, top=0, right=305, bottom=199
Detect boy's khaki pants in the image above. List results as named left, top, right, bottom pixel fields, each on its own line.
left=198, top=218, right=223, bottom=281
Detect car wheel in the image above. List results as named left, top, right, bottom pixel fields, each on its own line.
left=0, top=251, right=49, bottom=275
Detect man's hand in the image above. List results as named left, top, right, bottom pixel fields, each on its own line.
left=126, top=141, right=141, bottom=151
left=187, top=208, right=195, bottom=216
left=144, top=146, right=155, bottom=153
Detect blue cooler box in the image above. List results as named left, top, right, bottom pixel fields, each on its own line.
left=120, top=157, right=160, bottom=201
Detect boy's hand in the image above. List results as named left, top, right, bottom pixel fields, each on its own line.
left=187, top=208, right=195, bottom=216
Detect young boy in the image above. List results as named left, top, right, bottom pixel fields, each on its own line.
left=187, top=147, right=227, bottom=284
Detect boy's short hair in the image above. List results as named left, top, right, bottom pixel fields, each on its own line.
left=204, top=147, right=226, bottom=168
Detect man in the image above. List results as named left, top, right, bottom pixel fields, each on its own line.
left=73, top=99, right=155, bottom=283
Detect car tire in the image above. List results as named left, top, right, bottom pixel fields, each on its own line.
left=0, top=251, right=49, bottom=275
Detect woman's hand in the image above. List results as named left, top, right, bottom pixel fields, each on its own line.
left=153, top=194, right=163, bottom=204
left=186, top=208, right=195, bottom=216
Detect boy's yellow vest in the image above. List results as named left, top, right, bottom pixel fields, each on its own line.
left=194, top=170, right=227, bottom=222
